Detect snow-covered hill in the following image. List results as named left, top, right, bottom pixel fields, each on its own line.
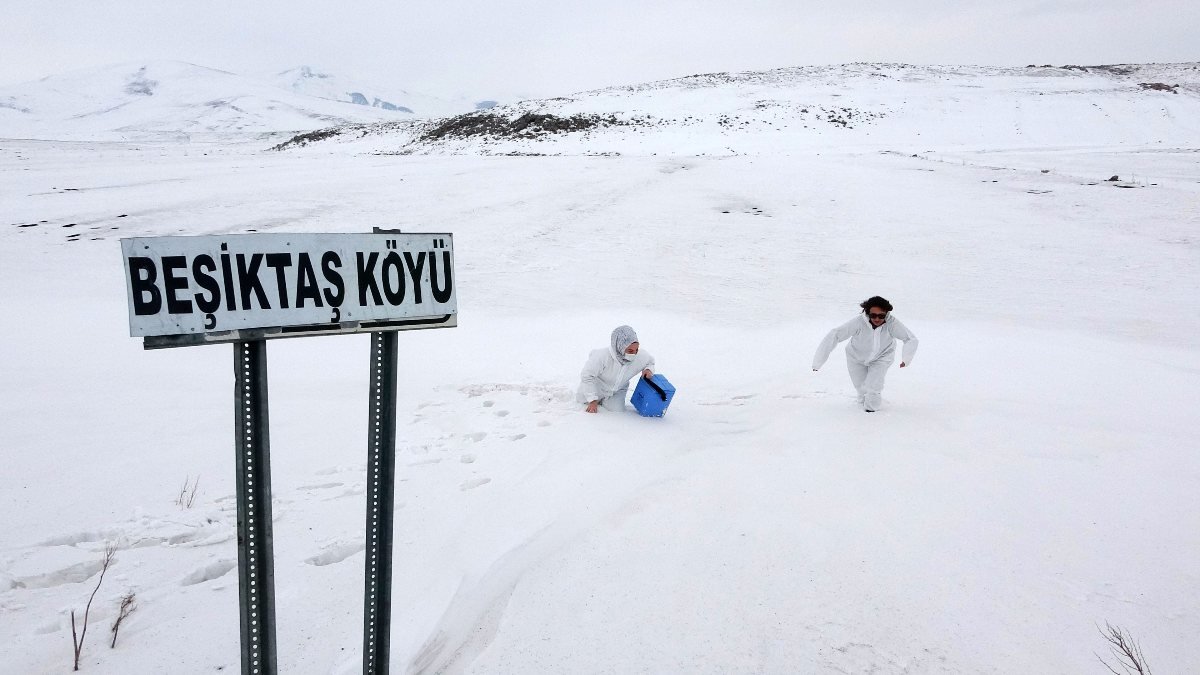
left=280, top=62, right=1200, bottom=154
left=0, top=61, right=457, bottom=141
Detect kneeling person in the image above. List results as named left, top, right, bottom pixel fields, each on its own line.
left=578, top=325, right=655, bottom=413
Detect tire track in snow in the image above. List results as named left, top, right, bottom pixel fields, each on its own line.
left=404, top=396, right=767, bottom=673
left=405, top=469, right=699, bottom=673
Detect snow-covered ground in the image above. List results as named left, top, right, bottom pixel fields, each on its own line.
left=1, top=63, right=1199, bottom=674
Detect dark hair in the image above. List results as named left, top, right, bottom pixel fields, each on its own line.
left=860, top=296, right=893, bottom=313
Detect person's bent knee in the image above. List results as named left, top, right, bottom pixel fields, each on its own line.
left=600, top=391, right=628, bottom=412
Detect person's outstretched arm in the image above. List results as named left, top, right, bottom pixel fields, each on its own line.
left=891, top=319, right=919, bottom=367
left=812, top=319, right=856, bottom=370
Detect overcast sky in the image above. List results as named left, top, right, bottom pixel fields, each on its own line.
left=4, top=0, right=1197, bottom=98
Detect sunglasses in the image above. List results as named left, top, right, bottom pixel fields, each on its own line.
left=867, top=312, right=888, bottom=320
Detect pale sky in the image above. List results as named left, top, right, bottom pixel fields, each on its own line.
left=3, top=0, right=1197, bottom=98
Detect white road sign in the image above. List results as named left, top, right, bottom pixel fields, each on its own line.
left=121, top=232, right=456, bottom=339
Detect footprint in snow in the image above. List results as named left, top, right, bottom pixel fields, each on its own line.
left=328, top=485, right=366, bottom=501
left=9, top=557, right=108, bottom=590
left=180, top=559, right=237, bottom=586
left=305, top=542, right=366, bottom=567
left=460, top=477, right=491, bottom=491
left=783, top=391, right=830, bottom=399
left=697, top=394, right=755, bottom=406
left=298, top=482, right=343, bottom=490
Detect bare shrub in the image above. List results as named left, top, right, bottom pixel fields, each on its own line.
left=1097, top=622, right=1152, bottom=675
left=176, top=475, right=200, bottom=509
left=109, top=592, right=137, bottom=648
left=71, top=543, right=116, bottom=670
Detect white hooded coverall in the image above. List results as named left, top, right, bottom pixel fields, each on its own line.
left=812, top=314, right=918, bottom=411
left=577, top=326, right=655, bottom=411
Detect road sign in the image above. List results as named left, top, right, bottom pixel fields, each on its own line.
left=121, top=232, right=456, bottom=347
left=124, top=231, right=454, bottom=674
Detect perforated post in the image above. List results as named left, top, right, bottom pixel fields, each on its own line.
left=234, top=340, right=278, bottom=675
left=363, top=330, right=398, bottom=675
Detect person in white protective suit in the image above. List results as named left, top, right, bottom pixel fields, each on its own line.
left=812, top=296, right=918, bottom=412
left=577, top=325, right=655, bottom=413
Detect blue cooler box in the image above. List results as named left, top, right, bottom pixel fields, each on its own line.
left=631, top=374, right=676, bottom=417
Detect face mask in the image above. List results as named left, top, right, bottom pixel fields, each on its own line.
left=623, top=351, right=637, bottom=361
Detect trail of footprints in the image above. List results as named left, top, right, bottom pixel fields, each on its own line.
left=4, top=383, right=851, bottom=601
left=1, top=513, right=240, bottom=600
left=408, top=383, right=572, bottom=491
left=0, top=382, right=576, bottom=617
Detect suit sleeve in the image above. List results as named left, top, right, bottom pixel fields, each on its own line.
left=643, top=351, right=656, bottom=373
left=891, top=319, right=919, bottom=365
left=812, top=319, right=857, bottom=370
left=579, top=351, right=605, bottom=402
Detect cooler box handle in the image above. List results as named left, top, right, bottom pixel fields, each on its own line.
left=643, top=374, right=668, bottom=401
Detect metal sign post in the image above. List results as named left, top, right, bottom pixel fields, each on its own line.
left=233, top=340, right=278, bottom=675
left=363, top=331, right=399, bottom=674
left=120, top=232, right=456, bottom=675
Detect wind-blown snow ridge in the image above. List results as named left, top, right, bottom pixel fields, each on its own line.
left=275, top=61, right=1200, bottom=155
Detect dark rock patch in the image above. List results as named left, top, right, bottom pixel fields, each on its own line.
left=271, top=127, right=345, bottom=150
left=418, top=111, right=628, bottom=143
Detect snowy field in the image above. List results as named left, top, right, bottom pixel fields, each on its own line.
left=3, top=71, right=1200, bottom=673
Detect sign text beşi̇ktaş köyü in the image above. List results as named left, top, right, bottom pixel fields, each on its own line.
left=121, top=233, right=456, bottom=337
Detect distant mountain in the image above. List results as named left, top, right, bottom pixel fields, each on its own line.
left=272, top=66, right=515, bottom=118
left=273, top=65, right=440, bottom=116
left=275, top=62, right=1200, bottom=155
left=0, top=61, right=478, bottom=141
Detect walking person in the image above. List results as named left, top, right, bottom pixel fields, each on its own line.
left=813, top=296, right=918, bottom=412
left=578, top=325, right=655, bottom=413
